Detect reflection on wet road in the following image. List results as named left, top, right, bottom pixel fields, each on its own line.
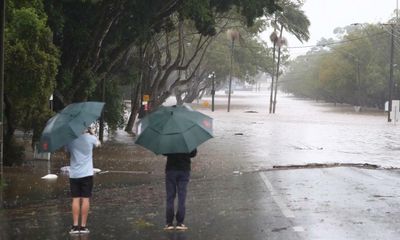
left=207, top=91, right=400, bottom=171
left=262, top=167, right=400, bottom=240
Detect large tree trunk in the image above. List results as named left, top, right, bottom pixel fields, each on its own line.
left=175, top=90, right=184, bottom=105
left=272, top=25, right=284, bottom=113
left=183, top=89, right=198, bottom=103
left=4, top=95, right=15, bottom=145
left=125, top=81, right=141, bottom=134
left=4, top=94, right=19, bottom=166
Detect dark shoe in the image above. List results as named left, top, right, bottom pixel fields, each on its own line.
left=79, top=226, right=90, bottom=234
left=175, top=223, right=188, bottom=230
left=164, top=224, right=175, bottom=230
left=69, top=225, right=80, bottom=234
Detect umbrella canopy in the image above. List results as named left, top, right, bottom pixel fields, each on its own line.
left=135, top=105, right=213, bottom=155
left=39, top=101, right=105, bottom=152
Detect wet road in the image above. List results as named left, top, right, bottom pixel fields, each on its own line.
left=2, top=91, right=400, bottom=239
left=261, top=167, right=400, bottom=240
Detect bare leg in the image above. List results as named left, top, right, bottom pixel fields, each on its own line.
left=72, top=198, right=80, bottom=226
left=81, top=198, right=90, bottom=227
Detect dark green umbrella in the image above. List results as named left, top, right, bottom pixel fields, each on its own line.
left=135, top=105, right=213, bottom=155
left=39, top=101, right=105, bottom=152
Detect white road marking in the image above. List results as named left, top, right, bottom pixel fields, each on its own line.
left=259, top=172, right=295, bottom=218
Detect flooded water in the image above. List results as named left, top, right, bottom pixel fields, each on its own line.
left=205, top=91, right=399, bottom=171
left=1, top=90, right=398, bottom=239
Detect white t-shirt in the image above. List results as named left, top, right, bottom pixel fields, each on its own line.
left=66, top=133, right=100, bottom=178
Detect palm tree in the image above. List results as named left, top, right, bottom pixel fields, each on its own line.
left=269, top=0, right=310, bottom=113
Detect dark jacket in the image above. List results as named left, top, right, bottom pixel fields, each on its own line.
left=164, top=149, right=197, bottom=172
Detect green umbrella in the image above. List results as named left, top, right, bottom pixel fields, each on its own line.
left=135, top=105, right=213, bottom=155
left=39, top=101, right=105, bottom=152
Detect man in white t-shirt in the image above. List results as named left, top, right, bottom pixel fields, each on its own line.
left=66, top=128, right=100, bottom=234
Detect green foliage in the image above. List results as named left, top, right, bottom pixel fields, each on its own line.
left=281, top=23, right=393, bottom=109
left=0, top=178, right=6, bottom=188
left=41, top=0, right=282, bottom=118
left=275, top=0, right=310, bottom=43
left=4, top=1, right=59, bottom=165
left=2, top=0, right=288, bottom=166
left=178, top=0, right=280, bottom=34
left=5, top=5, right=59, bottom=122
left=181, top=0, right=216, bottom=35
left=200, top=15, right=276, bottom=90
left=43, top=0, right=281, bottom=102
left=74, top=70, right=97, bottom=102
left=234, top=0, right=280, bottom=26
left=103, top=88, right=125, bottom=131
left=91, top=78, right=125, bottom=131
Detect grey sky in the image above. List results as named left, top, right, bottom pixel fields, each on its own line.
left=284, top=0, right=398, bottom=57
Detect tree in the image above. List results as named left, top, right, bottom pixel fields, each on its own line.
left=44, top=0, right=280, bottom=103
left=43, top=0, right=280, bottom=133
left=281, top=23, right=394, bottom=110
left=4, top=0, right=284, bottom=164
left=268, top=0, right=310, bottom=113
left=4, top=1, right=59, bottom=165
left=168, top=16, right=277, bottom=106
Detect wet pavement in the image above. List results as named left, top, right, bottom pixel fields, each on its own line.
left=2, top=91, right=400, bottom=239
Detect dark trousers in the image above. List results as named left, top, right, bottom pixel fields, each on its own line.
left=165, top=170, right=190, bottom=225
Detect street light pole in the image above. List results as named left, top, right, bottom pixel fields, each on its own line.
left=211, top=72, right=215, bottom=112
left=227, top=29, right=239, bottom=112
left=227, top=39, right=234, bottom=112
left=388, top=24, right=395, bottom=122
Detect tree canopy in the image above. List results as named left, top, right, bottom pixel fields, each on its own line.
left=3, top=0, right=313, bottom=165
left=281, top=23, right=394, bottom=109
left=4, top=0, right=60, bottom=165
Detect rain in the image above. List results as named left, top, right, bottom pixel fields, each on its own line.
left=2, top=91, right=400, bottom=239
left=2, top=1, right=400, bottom=240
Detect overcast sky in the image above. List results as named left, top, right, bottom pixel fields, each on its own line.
left=279, top=0, right=398, bottom=57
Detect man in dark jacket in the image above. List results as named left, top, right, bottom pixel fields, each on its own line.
left=163, top=149, right=197, bottom=230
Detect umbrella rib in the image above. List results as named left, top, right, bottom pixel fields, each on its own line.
left=176, top=132, right=190, bottom=153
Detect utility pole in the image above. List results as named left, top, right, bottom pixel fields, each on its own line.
left=388, top=24, right=395, bottom=122
left=227, top=36, right=234, bottom=112
left=211, top=72, right=215, bottom=112
left=227, top=29, right=239, bottom=112
left=227, top=39, right=233, bottom=112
